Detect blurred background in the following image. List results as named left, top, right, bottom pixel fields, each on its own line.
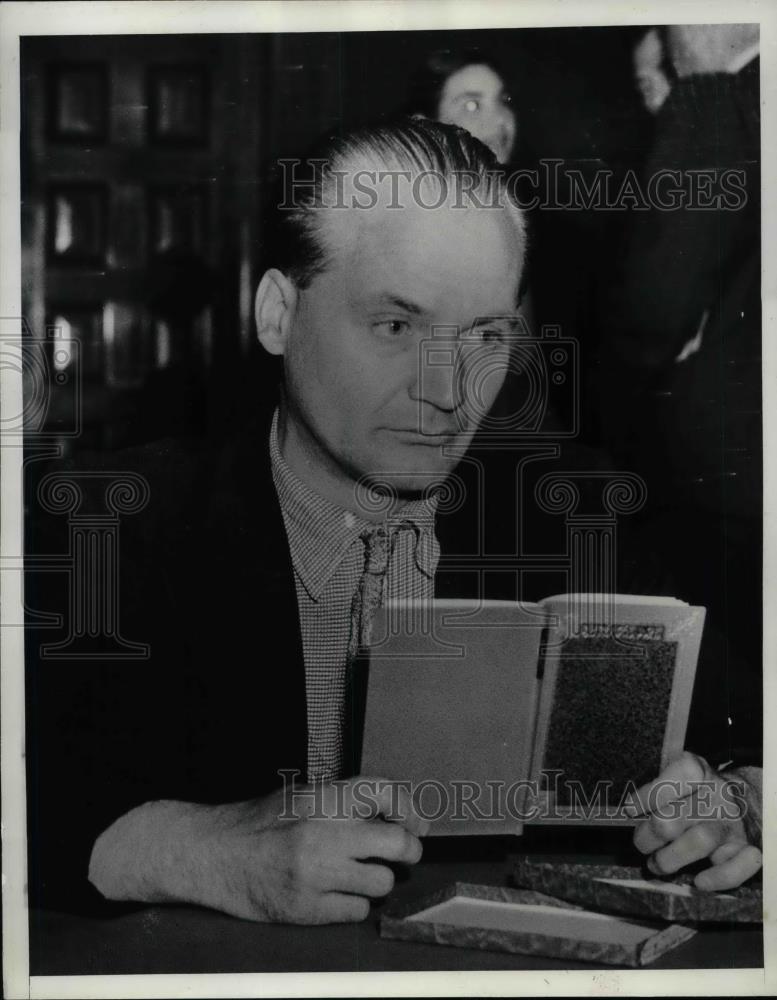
left=21, top=26, right=650, bottom=454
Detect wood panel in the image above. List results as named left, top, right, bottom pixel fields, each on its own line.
left=22, top=34, right=273, bottom=451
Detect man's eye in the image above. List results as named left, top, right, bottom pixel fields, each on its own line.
left=463, top=98, right=480, bottom=113
left=469, top=326, right=505, bottom=344
left=373, top=319, right=411, bottom=337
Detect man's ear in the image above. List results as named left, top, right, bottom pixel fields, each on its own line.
left=255, top=268, right=298, bottom=356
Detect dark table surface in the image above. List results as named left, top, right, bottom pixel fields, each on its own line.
left=29, top=829, right=763, bottom=976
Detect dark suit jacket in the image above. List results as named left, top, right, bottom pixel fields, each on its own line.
left=25, top=403, right=310, bottom=912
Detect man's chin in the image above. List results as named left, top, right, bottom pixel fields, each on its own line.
left=361, top=461, right=460, bottom=499
left=378, top=472, right=449, bottom=498
left=349, top=437, right=470, bottom=499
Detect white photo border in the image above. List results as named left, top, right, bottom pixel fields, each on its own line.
left=1, top=1, right=774, bottom=997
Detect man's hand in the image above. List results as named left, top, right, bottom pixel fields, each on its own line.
left=667, top=25, right=759, bottom=78
left=625, top=752, right=762, bottom=891
left=89, top=775, right=429, bottom=924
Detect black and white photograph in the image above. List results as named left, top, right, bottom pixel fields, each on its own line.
left=1, top=1, right=773, bottom=995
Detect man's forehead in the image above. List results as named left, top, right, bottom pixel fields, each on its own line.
left=323, top=207, right=523, bottom=322
left=635, top=30, right=662, bottom=66
left=443, top=63, right=504, bottom=94
left=322, top=169, right=521, bottom=262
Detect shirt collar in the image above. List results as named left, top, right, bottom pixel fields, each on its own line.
left=269, top=408, right=439, bottom=600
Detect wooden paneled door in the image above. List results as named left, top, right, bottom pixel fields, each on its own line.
left=21, top=34, right=267, bottom=453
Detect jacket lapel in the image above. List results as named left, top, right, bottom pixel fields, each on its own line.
left=193, top=405, right=309, bottom=797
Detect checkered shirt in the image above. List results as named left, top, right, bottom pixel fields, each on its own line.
left=269, top=410, right=440, bottom=781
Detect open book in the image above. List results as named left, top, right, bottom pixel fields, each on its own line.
left=359, top=595, right=705, bottom=836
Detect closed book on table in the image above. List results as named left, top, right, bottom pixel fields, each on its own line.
left=379, top=881, right=698, bottom=967
left=511, top=858, right=762, bottom=924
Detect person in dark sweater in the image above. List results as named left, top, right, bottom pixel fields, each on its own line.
left=595, top=24, right=762, bottom=888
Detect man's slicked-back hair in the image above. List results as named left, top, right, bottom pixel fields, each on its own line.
left=266, top=117, right=526, bottom=289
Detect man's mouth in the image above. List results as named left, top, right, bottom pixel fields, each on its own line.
left=391, top=428, right=460, bottom=443
left=394, top=427, right=461, bottom=440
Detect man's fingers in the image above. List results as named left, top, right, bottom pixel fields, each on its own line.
left=379, top=780, right=431, bottom=838
left=347, top=819, right=423, bottom=865
left=352, top=775, right=429, bottom=837
left=633, top=813, right=694, bottom=855
left=694, top=845, right=762, bottom=892
left=318, top=892, right=371, bottom=924
left=646, top=821, right=725, bottom=875
left=295, top=776, right=432, bottom=838
left=292, top=777, right=429, bottom=837
left=337, top=860, right=395, bottom=898
left=343, top=776, right=430, bottom=838
left=624, top=752, right=710, bottom=818
left=709, top=841, right=746, bottom=866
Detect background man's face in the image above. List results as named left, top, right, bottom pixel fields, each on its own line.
left=437, top=64, right=516, bottom=165
left=282, top=185, right=523, bottom=497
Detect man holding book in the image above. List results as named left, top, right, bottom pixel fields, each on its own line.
left=26, top=118, right=761, bottom=926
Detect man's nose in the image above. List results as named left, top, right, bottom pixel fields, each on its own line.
left=486, top=114, right=511, bottom=154
left=412, top=344, right=462, bottom=413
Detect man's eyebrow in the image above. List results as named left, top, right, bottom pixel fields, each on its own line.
left=470, top=314, right=522, bottom=327
left=370, top=294, right=426, bottom=315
